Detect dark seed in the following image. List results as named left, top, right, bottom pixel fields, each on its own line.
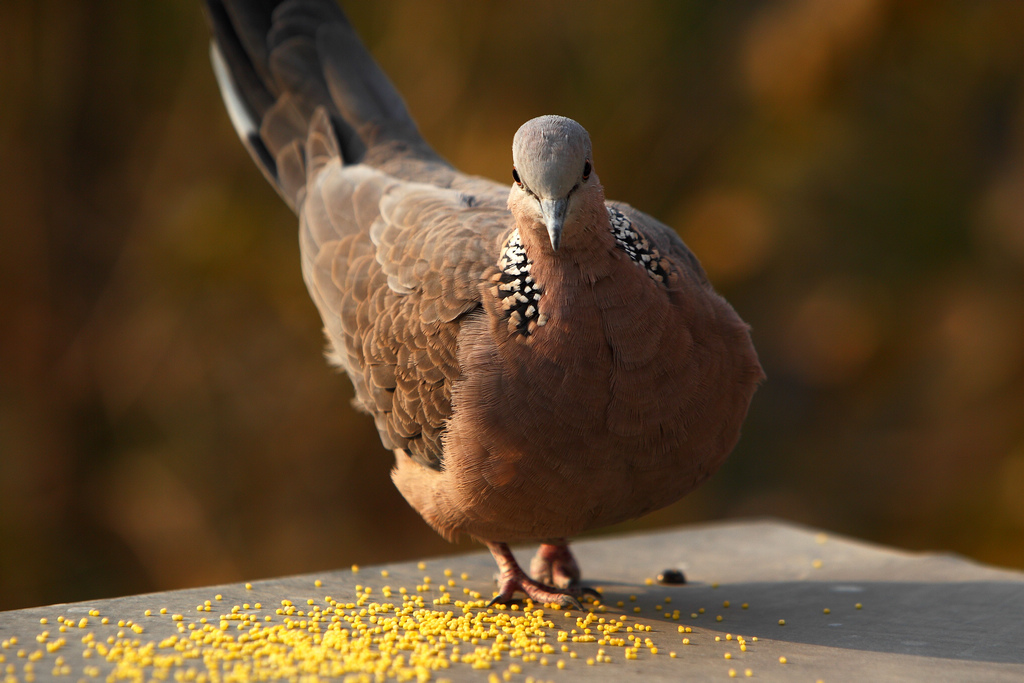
left=658, top=569, right=686, bottom=585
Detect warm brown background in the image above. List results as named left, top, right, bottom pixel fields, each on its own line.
left=3, top=1, right=1024, bottom=611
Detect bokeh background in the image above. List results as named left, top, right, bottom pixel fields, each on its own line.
left=3, top=0, right=1024, bottom=611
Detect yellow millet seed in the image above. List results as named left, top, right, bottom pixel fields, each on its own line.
left=729, top=669, right=737, bottom=678
left=824, top=608, right=831, bottom=614
left=778, top=619, right=786, bottom=626
left=0, top=568, right=622, bottom=681
left=779, top=656, right=788, bottom=664
left=856, top=603, right=862, bottom=609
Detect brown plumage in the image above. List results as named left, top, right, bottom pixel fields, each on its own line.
left=205, top=0, right=763, bottom=606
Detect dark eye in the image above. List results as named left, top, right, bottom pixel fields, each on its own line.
left=512, top=168, right=522, bottom=186
left=582, top=160, right=591, bottom=180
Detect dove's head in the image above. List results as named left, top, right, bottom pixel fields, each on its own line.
left=510, top=115, right=600, bottom=251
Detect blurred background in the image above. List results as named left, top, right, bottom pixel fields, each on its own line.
left=2, top=0, right=1024, bottom=611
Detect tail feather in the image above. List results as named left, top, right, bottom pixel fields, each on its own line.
left=204, top=0, right=436, bottom=210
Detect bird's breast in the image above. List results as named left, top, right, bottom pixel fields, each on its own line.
left=441, top=240, right=758, bottom=541
left=483, top=240, right=687, bottom=451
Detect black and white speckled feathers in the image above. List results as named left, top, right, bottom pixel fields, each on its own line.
left=608, top=207, right=670, bottom=282
left=491, top=229, right=547, bottom=336
left=490, top=210, right=672, bottom=335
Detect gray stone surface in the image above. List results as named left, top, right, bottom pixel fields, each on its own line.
left=1, top=519, right=1022, bottom=681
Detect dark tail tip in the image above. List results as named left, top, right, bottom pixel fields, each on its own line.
left=205, top=0, right=434, bottom=210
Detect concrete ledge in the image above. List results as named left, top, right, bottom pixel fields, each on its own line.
left=1, top=519, right=1022, bottom=682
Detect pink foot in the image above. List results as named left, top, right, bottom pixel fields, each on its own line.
left=486, top=542, right=594, bottom=610
left=529, top=540, right=581, bottom=589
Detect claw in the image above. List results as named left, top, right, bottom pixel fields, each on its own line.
left=486, top=541, right=594, bottom=611
left=487, top=591, right=583, bottom=611
left=560, top=594, right=585, bottom=611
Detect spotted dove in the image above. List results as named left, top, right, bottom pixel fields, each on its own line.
left=205, top=0, right=764, bottom=607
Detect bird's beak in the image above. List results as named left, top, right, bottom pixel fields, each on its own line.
left=540, top=197, right=568, bottom=251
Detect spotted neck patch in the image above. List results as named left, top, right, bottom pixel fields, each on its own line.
left=608, top=207, right=669, bottom=283
left=490, top=229, right=546, bottom=336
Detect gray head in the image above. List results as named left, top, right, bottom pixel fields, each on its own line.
left=511, top=115, right=594, bottom=250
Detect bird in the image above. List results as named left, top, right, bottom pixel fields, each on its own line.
left=204, top=0, right=764, bottom=608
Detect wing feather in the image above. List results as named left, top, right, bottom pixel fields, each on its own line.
left=300, top=122, right=513, bottom=469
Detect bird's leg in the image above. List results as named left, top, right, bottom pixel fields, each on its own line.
left=486, top=542, right=591, bottom=610
left=529, top=539, right=581, bottom=589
